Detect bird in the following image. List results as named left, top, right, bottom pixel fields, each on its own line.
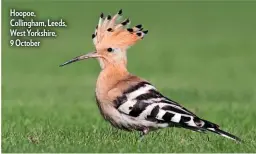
left=59, top=9, right=241, bottom=142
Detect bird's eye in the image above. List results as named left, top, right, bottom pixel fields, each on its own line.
left=107, top=48, right=113, bottom=52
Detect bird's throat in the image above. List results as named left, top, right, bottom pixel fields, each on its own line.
left=95, top=65, right=129, bottom=99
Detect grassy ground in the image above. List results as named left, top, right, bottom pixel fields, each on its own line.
left=2, top=0, right=256, bottom=153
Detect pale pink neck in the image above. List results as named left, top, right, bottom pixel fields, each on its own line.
left=96, top=64, right=129, bottom=97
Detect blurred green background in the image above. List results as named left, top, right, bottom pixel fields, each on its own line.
left=2, top=0, right=256, bottom=152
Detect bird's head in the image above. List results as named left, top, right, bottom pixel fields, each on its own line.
left=59, top=9, right=148, bottom=69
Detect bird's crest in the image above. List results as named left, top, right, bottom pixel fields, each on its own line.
left=92, top=9, right=148, bottom=50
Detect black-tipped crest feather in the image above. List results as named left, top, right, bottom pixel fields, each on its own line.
left=100, top=13, right=104, bottom=18
left=118, top=9, right=122, bottom=15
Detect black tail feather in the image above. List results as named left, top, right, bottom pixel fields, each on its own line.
left=201, top=119, right=242, bottom=142
left=207, top=127, right=242, bottom=142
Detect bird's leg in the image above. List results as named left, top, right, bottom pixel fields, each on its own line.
left=137, top=128, right=149, bottom=152
left=138, top=127, right=149, bottom=142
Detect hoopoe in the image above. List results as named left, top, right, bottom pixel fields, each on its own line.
left=60, top=9, right=241, bottom=142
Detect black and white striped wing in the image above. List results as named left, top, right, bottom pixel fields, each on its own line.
left=114, top=81, right=242, bottom=142
left=115, top=81, right=201, bottom=128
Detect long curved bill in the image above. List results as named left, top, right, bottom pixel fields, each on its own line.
left=59, top=51, right=99, bottom=67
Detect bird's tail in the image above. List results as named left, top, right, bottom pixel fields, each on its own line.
left=199, top=119, right=242, bottom=142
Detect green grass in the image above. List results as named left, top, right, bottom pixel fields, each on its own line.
left=2, top=0, right=256, bottom=152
